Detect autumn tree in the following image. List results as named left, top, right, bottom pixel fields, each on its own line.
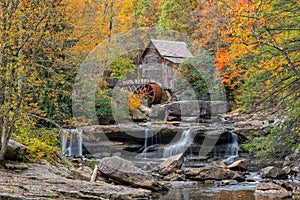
left=215, top=0, right=300, bottom=157
left=158, top=0, right=195, bottom=34
left=215, top=0, right=300, bottom=104
left=191, top=0, right=234, bottom=51
left=65, top=0, right=142, bottom=62
left=0, top=0, right=75, bottom=166
left=135, top=0, right=162, bottom=27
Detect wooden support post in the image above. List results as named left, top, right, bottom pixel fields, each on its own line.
left=90, top=165, right=98, bottom=182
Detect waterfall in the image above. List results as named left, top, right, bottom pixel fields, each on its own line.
left=163, top=129, right=194, bottom=158
left=61, top=128, right=83, bottom=158
left=140, top=129, right=149, bottom=158
left=223, top=132, right=240, bottom=163
left=225, top=132, right=240, bottom=157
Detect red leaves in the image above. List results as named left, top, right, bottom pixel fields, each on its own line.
left=239, top=0, right=253, bottom=5
left=215, top=48, right=244, bottom=88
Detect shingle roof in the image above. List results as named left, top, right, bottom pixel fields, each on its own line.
left=150, top=39, right=193, bottom=61
left=164, top=57, right=187, bottom=64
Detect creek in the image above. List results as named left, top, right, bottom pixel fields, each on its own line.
left=163, top=129, right=194, bottom=158
left=160, top=183, right=256, bottom=200
left=65, top=117, right=271, bottom=200
left=132, top=125, right=259, bottom=200
left=159, top=172, right=262, bottom=199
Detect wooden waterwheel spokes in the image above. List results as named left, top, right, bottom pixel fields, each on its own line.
left=143, top=85, right=155, bottom=102
left=135, top=83, right=162, bottom=105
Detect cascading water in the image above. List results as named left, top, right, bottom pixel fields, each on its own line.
left=136, top=128, right=162, bottom=159
left=61, top=128, right=83, bottom=158
left=225, top=132, right=240, bottom=157
left=163, top=129, right=194, bottom=158
left=140, top=129, right=149, bottom=158
left=223, top=132, right=240, bottom=163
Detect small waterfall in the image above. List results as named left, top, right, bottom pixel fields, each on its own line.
left=140, top=129, right=149, bottom=158
left=223, top=132, right=240, bottom=163
left=61, top=128, right=83, bottom=158
left=225, top=132, right=240, bottom=157
left=163, top=129, right=194, bottom=158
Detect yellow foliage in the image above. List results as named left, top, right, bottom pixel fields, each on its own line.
left=63, top=0, right=141, bottom=60
left=13, top=119, right=60, bottom=163
left=128, top=93, right=142, bottom=111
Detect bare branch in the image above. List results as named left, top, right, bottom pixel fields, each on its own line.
left=28, top=113, right=62, bottom=130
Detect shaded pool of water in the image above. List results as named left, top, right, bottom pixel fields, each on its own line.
left=159, top=182, right=256, bottom=200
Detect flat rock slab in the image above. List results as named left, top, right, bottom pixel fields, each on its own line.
left=184, top=162, right=237, bottom=180
left=0, top=162, right=151, bottom=199
left=150, top=100, right=231, bottom=120
left=227, top=159, right=248, bottom=171
left=5, top=140, right=24, bottom=160
left=255, top=182, right=291, bottom=198
left=98, top=156, right=169, bottom=191
left=159, top=153, right=184, bottom=175
left=261, top=166, right=288, bottom=179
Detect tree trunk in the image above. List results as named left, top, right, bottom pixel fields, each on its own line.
left=0, top=0, right=8, bottom=169
left=0, top=143, right=8, bottom=168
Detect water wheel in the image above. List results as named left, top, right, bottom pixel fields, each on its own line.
left=135, top=83, right=162, bottom=105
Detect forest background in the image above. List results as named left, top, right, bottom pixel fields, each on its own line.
left=0, top=0, right=299, bottom=166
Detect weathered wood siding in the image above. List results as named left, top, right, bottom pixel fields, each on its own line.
left=141, top=43, right=163, bottom=84
left=163, top=60, right=177, bottom=89
left=140, top=43, right=179, bottom=89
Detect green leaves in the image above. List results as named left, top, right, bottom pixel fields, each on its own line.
left=178, top=51, right=224, bottom=100
left=13, top=121, right=60, bottom=163
left=108, top=57, right=136, bottom=79
left=241, top=125, right=299, bottom=160
left=0, top=0, right=77, bottom=164
left=158, top=0, right=194, bottom=33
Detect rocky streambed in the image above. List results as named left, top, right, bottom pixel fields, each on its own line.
left=2, top=110, right=299, bottom=199
left=1, top=148, right=300, bottom=200
left=0, top=161, right=153, bottom=199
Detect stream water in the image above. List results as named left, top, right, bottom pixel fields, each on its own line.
left=222, top=132, right=240, bottom=164
left=138, top=129, right=258, bottom=200
left=140, top=129, right=149, bottom=158
left=225, top=132, right=240, bottom=157
left=159, top=173, right=262, bottom=200
left=78, top=123, right=265, bottom=199
left=159, top=183, right=256, bottom=200
left=163, top=129, right=194, bottom=158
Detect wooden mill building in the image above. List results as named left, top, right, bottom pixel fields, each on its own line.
left=116, top=39, right=193, bottom=104
left=139, top=39, right=193, bottom=89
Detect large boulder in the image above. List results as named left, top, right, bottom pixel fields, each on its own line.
left=283, top=147, right=300, bottom=180
left=163, top=172, right=185, bottom=181
left=255, top=182, right=291, bottom=199
left=281, top=181, right=300, bottom=195
left=98, top=156, right=168, bottom=191
left=284, top=147, right=300, bottom=166
left=261, top=166, right=288, bottom=179
left=292, top=159, right=300, bottom=180
left=149, top=100, right=231, bottom=121
left=5, top=140, right=24, bottom=161
left=130, top=107, right=148, bottom=121
left=184, top=161, right=237, bottom=180
left=159, top=153, right=184, bottom=175
left=227, top=159, right=248, bottom=171
left=184, top=167, right=202, bottom=177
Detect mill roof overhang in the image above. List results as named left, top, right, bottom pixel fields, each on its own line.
left=142, top=39, right=193, bottom=64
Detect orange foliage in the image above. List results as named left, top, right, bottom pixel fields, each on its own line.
left=63, top=0, right=141, bottom=61
left=129, top=93, right=142, bottom=111
left=137, top=0, right=162, bottom=27
left=215, top=48, right=244, bottom=88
